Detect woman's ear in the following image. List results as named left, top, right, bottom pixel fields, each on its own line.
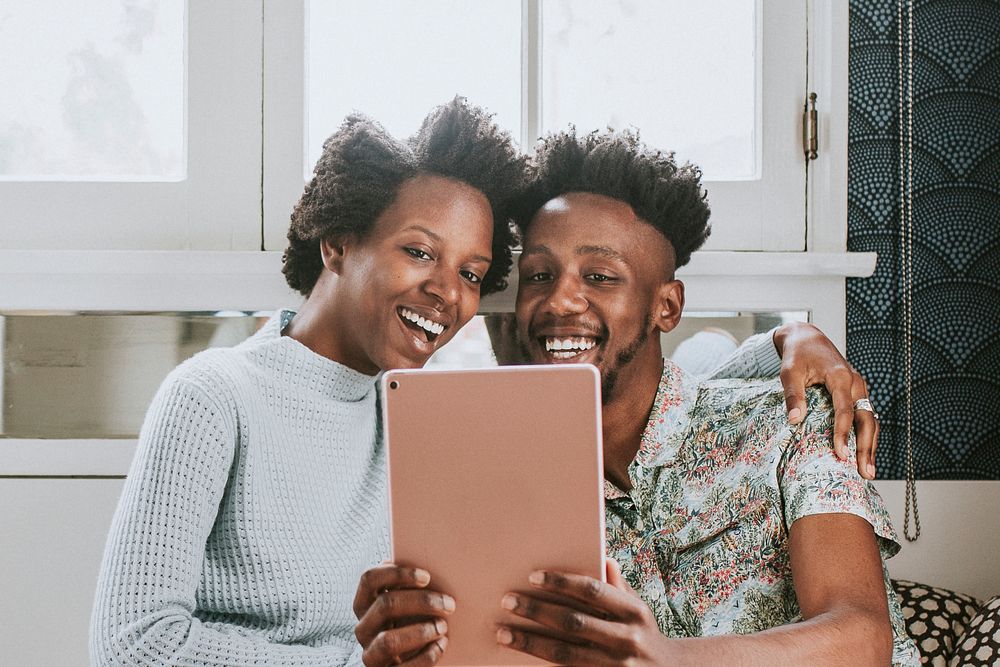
left=319, top=235, right=350, bottom=275
left=653, top=280, right=685, bottom=334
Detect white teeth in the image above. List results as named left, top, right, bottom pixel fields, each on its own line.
left=544, top=337, right=596, bottom=352
left=400, top=308, right=445, bottom=336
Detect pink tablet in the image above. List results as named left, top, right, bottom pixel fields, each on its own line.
left=382, top=364, right=606, bottom=666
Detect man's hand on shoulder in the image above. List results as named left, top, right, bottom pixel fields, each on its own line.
left=773, top=322, right=880, bottom=480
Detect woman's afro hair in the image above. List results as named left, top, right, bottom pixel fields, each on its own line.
left=282, top=97, right=527, bottom=296
left=518, top=128, right=711, bottom=269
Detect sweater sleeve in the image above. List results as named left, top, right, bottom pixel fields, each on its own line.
left=701, top=327, right=782, bottom=380
left=89, top=367, right=362, bottom=667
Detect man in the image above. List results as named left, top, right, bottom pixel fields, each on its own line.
left=351, top=129, right=915, bottom=666
left=492, top=129, right=919, bottom=665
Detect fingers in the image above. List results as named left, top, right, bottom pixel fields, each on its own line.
left=399, top=636, right=448, bottom=667
left=496, top=626, right=606, bottom=666
left=355, top=589, right=456, bottom=647
left=354, top=564, right=432, bottom=618
left=606, top=559, right=641, bottom=599
left=813, top=363, right=857, bottom=461
left=522, top=570, right=644, bottom=621
left=851, top=374, right=878, bottom=480
left=606, top=558, right=625, bottom=588
left=854, top=375, right=882, bottom=479
left=362, top=620, right=448, bottom=667
left=780, top=366, right=808, bottom=425
left=853, top=409, right=878, bottom=479
left=830, top=384, right=856, bottom=462
left=500, top=591, right=620, bottom=645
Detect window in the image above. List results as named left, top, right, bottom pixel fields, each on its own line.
left=1, top=1, right=859, bottom=456
left=305, top=0, right=522, bottom=175
left=0, top=0, right=262, bottom=251
left=0, top=0, right=185, bottom=181
left=264, top=0, right=807, bottom=251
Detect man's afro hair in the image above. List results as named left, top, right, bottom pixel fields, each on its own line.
left=518, top=128, right=711, bottom=269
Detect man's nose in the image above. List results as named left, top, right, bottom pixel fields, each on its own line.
left=545, top=275, right=588, bottom=316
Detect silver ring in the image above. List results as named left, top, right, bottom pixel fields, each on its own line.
left=854, top=398, right=880, bottom=421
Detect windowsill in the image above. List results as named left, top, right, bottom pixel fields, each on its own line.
left=0, top=249, right=876, bottom=313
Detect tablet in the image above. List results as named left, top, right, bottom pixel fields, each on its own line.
left=382, top=364, right=606, bottom=666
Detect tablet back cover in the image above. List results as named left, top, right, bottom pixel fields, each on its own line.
left=382, top=364, right=605, bottom=666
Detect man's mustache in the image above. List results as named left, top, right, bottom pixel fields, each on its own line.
left=526, top=317, right=606, bottom=340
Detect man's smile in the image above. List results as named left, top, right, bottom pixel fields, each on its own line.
left=542, top=336, right=599, bottom=360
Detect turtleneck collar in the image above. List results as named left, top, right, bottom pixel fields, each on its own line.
left=242, top=310, right=377, bottom=403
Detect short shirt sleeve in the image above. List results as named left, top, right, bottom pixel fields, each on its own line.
left=779, top=389, right=921, bottom=665
left=779, top=388, right=901, bottom=559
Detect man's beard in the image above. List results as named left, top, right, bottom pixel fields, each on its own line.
left=599, top=316, right=651, bottom=404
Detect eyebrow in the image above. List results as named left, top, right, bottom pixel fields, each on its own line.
left=520, top=244, right=553, bottom=258
left=404, top=225, right=491, bottom=264
left=521, top=244, right=629, bottom=264
left=577, top=245, right=628, bottom=264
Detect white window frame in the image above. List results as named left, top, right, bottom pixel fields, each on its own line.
left=0, top=0, right=264, bottom=252
left=262, top=0, right=808, bottom=253
left=0, top=1, right=868, bottom=476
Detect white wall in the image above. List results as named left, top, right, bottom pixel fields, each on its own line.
left=875, top=480, right=1000, bottom=601
left=0, top=479, right=124, bottom=667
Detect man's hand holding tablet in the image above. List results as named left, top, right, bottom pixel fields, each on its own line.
left=496, top=559, right=670, bottom=666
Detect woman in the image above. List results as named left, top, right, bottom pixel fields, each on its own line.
left=90, top=98, right=527, bottom=666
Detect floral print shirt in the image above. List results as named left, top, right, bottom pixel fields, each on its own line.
left=605, top=361, right=920, bottom=666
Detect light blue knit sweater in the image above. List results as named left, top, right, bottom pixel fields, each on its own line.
left=91, top=312, right=389, bottom=666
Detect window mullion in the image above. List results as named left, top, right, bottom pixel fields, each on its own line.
left=521, top=0, right=541, bottom=150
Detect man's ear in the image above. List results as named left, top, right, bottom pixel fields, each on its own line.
left=653, top=280, right=685, bottom=334
left=319, top=235, right=351, bottom=275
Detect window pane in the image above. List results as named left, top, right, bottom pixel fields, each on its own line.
left=0, top=0, right=185, bottom=181
left=541, top=0, right=758, bottom=181
left=433, top=312, right=807, bottom=371
left=0, top=310, right=805, bottom=438
left=306, top=0, right=522, bottom=176
left=660, top=311, right=807, bottom=376
left=1, top=312, right=268, bottom=439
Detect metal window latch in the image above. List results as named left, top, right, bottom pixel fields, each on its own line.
left=803, top=92, right=818, bottom=160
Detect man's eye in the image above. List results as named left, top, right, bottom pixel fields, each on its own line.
left=526, top=272, right=552, bottom=282
left=586, top=273, right=612, bottom=282
left=405, top=247, right=431, bottom=260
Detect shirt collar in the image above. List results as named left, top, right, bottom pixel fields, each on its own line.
left=603, top=359, right=698, bottom=500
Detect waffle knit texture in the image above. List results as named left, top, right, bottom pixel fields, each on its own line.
left=90, top=311, right=388, bottom=666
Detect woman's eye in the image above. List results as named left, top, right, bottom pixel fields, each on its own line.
left=526, top=272, right=552, bottom=282
left=461, top=270, right=483, bottom=284
left=405, top=247, right=431, bottom=260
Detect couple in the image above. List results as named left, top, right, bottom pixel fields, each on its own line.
left=91, top=99, right=918, bottom=666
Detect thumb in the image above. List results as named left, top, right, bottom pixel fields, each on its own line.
left=606, top=558, right=638, bottom=595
